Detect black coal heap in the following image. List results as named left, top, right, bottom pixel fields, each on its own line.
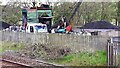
left=82, top=21, right=120, bottom=29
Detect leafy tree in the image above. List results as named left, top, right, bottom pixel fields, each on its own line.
left=52, top=2, right=118, bottom=26
left=2, top=2, right=22, bottom=25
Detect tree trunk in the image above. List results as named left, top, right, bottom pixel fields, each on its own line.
left=101, top=2, right=105, bottom=20
left=115, top=18, right=118, bottom=26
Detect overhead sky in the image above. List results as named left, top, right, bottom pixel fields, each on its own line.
left=0, top=0, right=9, bottom=5
left=0, top=0, right=48, bottom=5
left=0, top=0, right=119, bottom=5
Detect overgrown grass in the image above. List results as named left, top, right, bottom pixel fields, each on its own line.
left=50, top=51, right=107, bottom=66
left=0, top=41, right=25, bottom=53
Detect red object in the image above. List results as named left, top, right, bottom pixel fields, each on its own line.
left=66, top=25, right=72, bottom=32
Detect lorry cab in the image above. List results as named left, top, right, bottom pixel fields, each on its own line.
left=22, top=4, right=53, bottom=33
left=26, top=23, right=48, bottom=33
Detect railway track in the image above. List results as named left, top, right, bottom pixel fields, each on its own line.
left=1, top=53, right=65, bottom=68
left=1, top=60, right=31, bottom=68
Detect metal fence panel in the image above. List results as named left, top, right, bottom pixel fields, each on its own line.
left=107, top=36, right=120, bottom=66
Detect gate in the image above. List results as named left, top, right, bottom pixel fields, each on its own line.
left=107, top=36, right=120, bottom=66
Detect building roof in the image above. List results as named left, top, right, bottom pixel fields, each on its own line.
left=81, top=21, right=120, bottom=29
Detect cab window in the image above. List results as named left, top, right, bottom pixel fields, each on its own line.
left=30, top=26, right=34, bottom=32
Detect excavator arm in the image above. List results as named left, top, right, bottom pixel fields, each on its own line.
left=68, top=1, right=82, bottom=26
left=51, top=1, right=83, bottom=33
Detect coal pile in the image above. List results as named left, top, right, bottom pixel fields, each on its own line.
left=0, top=21, right=11, bottom=30
left=81, top=21, right=120, bottom=29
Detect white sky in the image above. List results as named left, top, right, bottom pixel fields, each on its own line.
left=0, top=0, right=9, bottom=5
left=0, top=0, right=120, bottom=5
left=0, top=0, right=48, bottom=5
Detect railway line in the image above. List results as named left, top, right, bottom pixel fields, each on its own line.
left=1, top=53, right=65, bottom=68
left=1, top=60, right=30, bottom=68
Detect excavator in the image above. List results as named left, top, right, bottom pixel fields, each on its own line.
left=51, top=1, right=82, bottom=33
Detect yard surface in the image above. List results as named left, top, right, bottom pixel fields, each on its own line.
left=0, top=41, right=25, bottom=53
left=50, top=51, right=107, bottom=66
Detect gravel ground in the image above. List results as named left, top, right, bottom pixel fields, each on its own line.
left=1, top=50, right=65, bottom=68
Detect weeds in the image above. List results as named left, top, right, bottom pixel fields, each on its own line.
left=50, top=51, right=107, bottom=66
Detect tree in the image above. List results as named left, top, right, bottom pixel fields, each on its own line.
left=2, top=1, right=22, bottom=24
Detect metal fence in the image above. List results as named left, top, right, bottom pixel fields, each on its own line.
left=1, top=31, right=110, bottom=52
left=107, top=36, right=120, bottom=66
